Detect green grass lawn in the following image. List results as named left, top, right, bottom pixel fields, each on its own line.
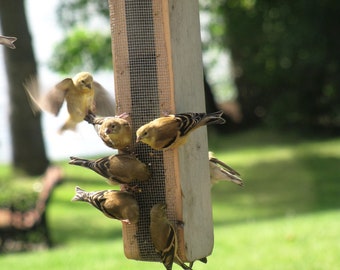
left=1, top=128, right=340, bottom=269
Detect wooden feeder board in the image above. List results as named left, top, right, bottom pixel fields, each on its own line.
left=108, top=0, right=213, bottom=262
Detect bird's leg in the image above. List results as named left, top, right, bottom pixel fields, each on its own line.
left=176, top=220, right=185, bottom=228
left=121, top=184, right=142, bottom=193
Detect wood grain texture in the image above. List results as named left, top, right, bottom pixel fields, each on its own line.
left=168, top=0, right=214, bottom=261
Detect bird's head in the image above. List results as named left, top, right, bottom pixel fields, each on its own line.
left=136, top=125, right=150, bottom=143
left=73, top=72, right=93, bottom=90
left=150, top=203, right=167, bottom=218
left=103, top=120, right=119, bottom=135
left=103, top=117, right=131, bottom=135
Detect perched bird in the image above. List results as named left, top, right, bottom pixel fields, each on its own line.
left=84, top=112, right=132, bottom=151
left=24, top=71, right=115, bottom=133
left=69, top=153, right=151, bottom=185
left=136, top=111, right=225, bottom=150
left=209, top=151, right=243, bottom=186
left=150, top=203, right=191, bottom=270
left=72, top=186, right=139, bottom=224
left=0, top=35, right=17, bottom=49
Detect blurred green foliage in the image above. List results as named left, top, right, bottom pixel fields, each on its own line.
left=49, top=0, right=112, bottom=74
left=56, top=0, right=109, bottom=28
left=48, top=28, right=112, bottom=74
left=0, top=170, right=39, bottom=211
left=205, top=0, right=340, bottom=132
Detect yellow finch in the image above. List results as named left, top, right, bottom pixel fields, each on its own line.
left=69, top=153, right=151, bottom=185
left=24, top=71, right=115, bottom=133
left=209, top=151, right=243, bottom=186
left=84, top=112, right=132, bottom=151
left=150, top=203, right=191, bottom=270
left=0, top=35, right=17, bottom=49
left=72, top=186, right=139, bottom=224
left=136, top=111, right=225, bottom=150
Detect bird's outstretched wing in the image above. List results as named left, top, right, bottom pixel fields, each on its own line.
left=45, top=78, right=72, bottom=115
left=24, top=77, right=70, bottom=116
left=93, top=81, right=116, bottom=116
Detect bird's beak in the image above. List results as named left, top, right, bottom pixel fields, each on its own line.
left=136, top=136, right=140, bottom=143
left=85, top=83, right=91, bottom=89
left=104, top=128, right=112, bottom=134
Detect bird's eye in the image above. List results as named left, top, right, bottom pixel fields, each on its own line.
left=111, top=125, right=115, bottom=129
left=143, top=131, right=148, bottom=136
left=81, top=80, right=85, bottom=84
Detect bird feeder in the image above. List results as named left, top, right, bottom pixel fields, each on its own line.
left=108, top=0, right=213, bottom=263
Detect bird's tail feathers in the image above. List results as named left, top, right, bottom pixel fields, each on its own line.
left=209, top=156, right=240, bottom=176
left=177, top=111, right=225, bottom=136
left=0, top=35, right=17, bottom=49
left=219, top=168, right=244, bottom=186
left=204, top=111, right=226, bottom=126
left=69, top=156, right=90, bottom=167
left=71, top=186, right=88, bottom=202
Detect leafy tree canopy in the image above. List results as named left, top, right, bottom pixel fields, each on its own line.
left=49, top=27, right=112, bottom=74
left=204, top=0, right=340, bottom=133
left=50, top=0, right=111, bottom=74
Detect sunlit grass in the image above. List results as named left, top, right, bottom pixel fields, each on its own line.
left=208, top=210, right=340, bottom=270
left=1, top=128, right=340, bottom=269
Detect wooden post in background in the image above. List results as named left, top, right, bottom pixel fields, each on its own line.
left=108, top=0, right=213, bottom=263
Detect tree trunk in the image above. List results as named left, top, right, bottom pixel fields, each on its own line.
left=203, top=72, right=220, bottom=114
left=204, top=72, right=240, bottom=133
left=0, top=0, right=49, bottom=175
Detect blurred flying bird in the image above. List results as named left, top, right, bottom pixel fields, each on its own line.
left=72, top=186, right=139, bottom=224
left=209, top=151, right=243, bottom=186
left=150, top=203, right=191, bottom=270
left=84, top=112, right=132, bottom=151
left=69, top=153, right=151, bottom=185
left=24, top=71, right=115, bottom=133
left=136, top=111, right=226, bottom=150
left=0, top=35, right=17, bottom=49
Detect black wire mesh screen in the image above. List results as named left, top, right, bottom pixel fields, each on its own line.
left=108, top=0, right=177, bottom=262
